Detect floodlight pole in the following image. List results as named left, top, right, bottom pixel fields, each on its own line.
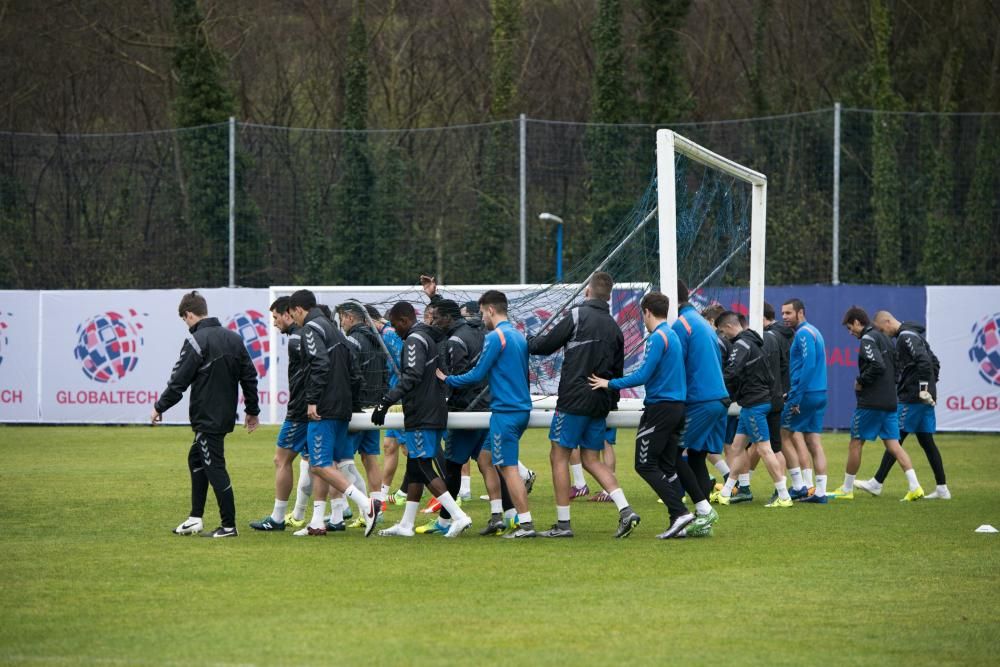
left=519, top=113, right=527, bottom=284
left=228, top=116, right=236, bottom=288
left=656, top=130, right=679, bottom=322
left=832, top=102, right=841, bottom=286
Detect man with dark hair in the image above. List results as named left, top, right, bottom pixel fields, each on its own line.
left=857, top=311, right=949, bottom=499
left=365, top=305, right=408, bottom=504
left=781, top=298, right=830, bottom=503
left=700, top=303, right=739, bottom=499
left=154, top=291, right=260, bottom=538
left=831, top=307, right=925, bottom=501
left=440, top=290, right=537, bottom=537
left=287, top=289, right=382, bottom=536
left=372, top=301, right=472, bottom=537
left=529, top=271, right=641, bottom=538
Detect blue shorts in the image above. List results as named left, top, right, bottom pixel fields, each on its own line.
left=736, top=403, right=772, bottom=444
left=384, top=429, right=403, bottom=441
left=405, top=429, right=444, bottom=460
left=549, top=411, right=606, bottom=451
left=682, top=399, right=728, bottom=454
left=277, top=420, right=308, bottom=456
left=490, top=411, right=530, bottom=466
left=446, top=428, right=489, bottom=464
left=349, top=430, right=380, bottom=456
left=784, top=390, right=826, bottom=433
left=604, top=428, right=617, bottom=445
left=307, top=419, right=350, bottom=468
left=898, top=402, right=936, bottom=434
left=850, top=408, right=900, bottom=442
left=725, top=415, right=739, bottom=444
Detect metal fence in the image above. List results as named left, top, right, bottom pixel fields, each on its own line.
left=1, top=107, right=997, bottom=289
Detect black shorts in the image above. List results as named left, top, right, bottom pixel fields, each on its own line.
left=766, top=411, right=782, bottom=453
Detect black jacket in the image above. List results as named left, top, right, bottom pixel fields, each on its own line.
left=346, top=322, right=388, bottom=408
left=856, top=325, right=898, bottom=412
left=761, top=327, right=785, bottom=413
left=300, top=308, right=358, bottom=421
left=285, top=323, right=307, bottom=421
left=155, top=317, right=260, bottom=434
left=894, top=321, right=940, bottom=403
left=528, top=299, right=624, bottom=418
left=715, top=331, right=732, bottom=366
left=443, top=317, right=491, bottom=411
left=385, top=322, right=448, bottom=430
left=765, top=321, right=793, bottom=394
left=723, top=329, right=773, bottom=408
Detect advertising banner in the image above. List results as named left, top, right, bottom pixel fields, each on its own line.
left=0, top=291, right=40, bottom=421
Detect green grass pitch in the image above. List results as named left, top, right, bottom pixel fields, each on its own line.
left=1, top=425, right=998, bottom=666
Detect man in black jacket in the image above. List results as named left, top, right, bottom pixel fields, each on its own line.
left=714, top=311, right=793, bottom=508
left=528, top=271, right=640, bottom=538
left=830, top=306, right=924, bottom=502
left=288, top=289, right=382, bottom=537
left=153, top=291, right=260, bottom=538
left=858, top=311, right=950, bottom=499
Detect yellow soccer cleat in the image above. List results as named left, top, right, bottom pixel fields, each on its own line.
left=716, top=494, right=731, bottom=506
left=829, top=486, right=854, bottom=500
left=284, top=513, right=307, bottom=530
left=764, top=497, right=793, bottom=508
left=901, top=486, right=925, bottom=502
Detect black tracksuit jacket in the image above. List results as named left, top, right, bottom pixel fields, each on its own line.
left=385, top=322, right=448, bottom=430
left=723, top=329, right=773, bottom=409
left=285, top=323, right=307, bottom=421
left=300, top=308, right=358, bottom=421
left=346, top=322, right=388, bottom=408
left=855, top=325, right=898, bottom=412
left=894, top=321, right=940, bottom=403
left=762, top=326, right=785, bottom=413
left=764, top=321, right=793, bottom=395
left=443, top=317, right=491, bottom=411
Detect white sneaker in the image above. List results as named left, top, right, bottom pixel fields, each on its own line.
left=459, top=492, right=473, bottom=502
left=854, top=478, right=882, bottom=497
left=444, top=515, right=473, bottom=538
left=173, top=517, right=203, bottom=535
left=924, top=486, right=952, bottom=499
left=378, top=523, right=415, bottom=537
left=479, top=494, right=490, bottom=501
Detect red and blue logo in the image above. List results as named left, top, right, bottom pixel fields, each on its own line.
left=226, top=310, right=270, bottom=378
left=74, top=310, right=144, bottom=383
left=969, top=313, right=1000, bottom=388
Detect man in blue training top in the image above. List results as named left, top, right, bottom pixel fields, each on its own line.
left=781, top=298, right=830, bottom=503
left=367, top=304, right=408, bottom=504
left=438, top=290, right=537, bottom=538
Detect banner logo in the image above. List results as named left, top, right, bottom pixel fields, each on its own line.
left=969, top=313, right=1000, bottom=388
left=226, top=310, right=270, bottom=378
left=0, top=312, right=9, bottom=368
left=74, top=310, right=144, bottom=383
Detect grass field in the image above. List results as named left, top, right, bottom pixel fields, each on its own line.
left=1, top=425, right=998, bottom=666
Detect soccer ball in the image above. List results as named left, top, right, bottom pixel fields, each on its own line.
left=226, top=310, right=270, bottom=378
left=969, top=312, right=1000, bottom=388
left=74, top=310, right=144, bottom=383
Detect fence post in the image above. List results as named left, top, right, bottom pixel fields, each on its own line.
left=832, top=103, right=841, bottom=286
left=519, top=113, right=527, bottom=284
left=228, top=116, right=236, bottom=288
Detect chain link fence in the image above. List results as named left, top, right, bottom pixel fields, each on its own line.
left=1, top=108, right=997, bottom=289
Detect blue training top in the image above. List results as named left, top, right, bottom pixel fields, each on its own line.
left=379, top=322, right=404, bottom=388
left=609, top=323, right=686, bottom=404
left=788, top=320, right=827, bottom=406
left=446, top=320, right=531, bottom=412
left=671, top=304, right=728, bottom=404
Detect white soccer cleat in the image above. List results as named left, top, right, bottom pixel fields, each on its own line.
left=444, top=515, right=473, bottom=538
left=854, top=478, right=882, bottom=497
left=173, top=517, right=203, bottom=535
left=378, top=523, right=415, bottom=537
left=924, top=486, right=952, bottom=500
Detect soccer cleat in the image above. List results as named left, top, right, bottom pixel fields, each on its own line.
left=479, top=494, right=490, bottom=501
left=716, top=494, right=731, bottom=506
left=249, top=516, right=285, bottom=531
left=829, top=486, right=854, bottom=500
left=788, top=486, right=811, bottom=500
left=615, top=510, right=641, bottom=538
left=854, top=478, right=883, bottom=497
left=444, top=515, right=473, bottom=538
left=364, top=499, right=383, bottom=537
left=343, top=505, right=353, bottom=520
left=764, top=496, right=794, bottom=508
left=325, top=520, right=346, bottom=532
left=173, top=517, right=203, bottom=535
left=459, top=492, right=473, bottom=502
left=569, top=484, right=590, bottom=500
left=415, top=519, right=449, bottom=535
left=502, top=526, right=537, bottom=539
left=900, top=487, right=925, bottom=502
left=798, top=493, right=828, bottom=504
left=695, top=508, right=719, bottom=527
left=524, top=469, right=537, bottom=494
left=924, top=487, right=952, bottom=500
left=421, top=497, right=442, bottom=514
left=392, top=489, right=408, bottom=504
left=378, top=523, right=415, bottom=537
left=687, top=524, right=713, bottom=538
left=293, top=525, right=325, bottom=536
left=589, top=491, right=612, bottom=502
left=656, top=513, right=695, bottom=540
left=347, top=516, right=367, bottom=529
left=709, top=489, right=722, bottom=504
left=479, top=516, right=507, bottom=536
left=284, top=513, right=307, bottom=529
left=730, top=487, right=754, bottom=504
left=538, top=523, right=575, bottom=538
left=201, top=526, right=238, bottom=538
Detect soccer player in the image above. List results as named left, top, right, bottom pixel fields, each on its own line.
left=372, top=301, right=472, bottom=538
left=702, top=303, right=741, bottom=500
left=366, top=305, right=409, bottom=504
left=830, top=307, right=925, bottom=501
left=248, top=296, right=313, bottom=531
left=439, top=290, right=537, bottom=538
left=856, top=310, right=950, bottom=499
left=288, top=289, right=382, bottom=536
left=714, top=311, right=793, bottom=508
left=762, top=302, right=809, bottom=497
left=528, top=272, right=641, bottom=539
left=153, top=291, right=260, bottom=538
left=589, top=292, right=710, bottom=538
left=781, top=298, right=830, bottom=503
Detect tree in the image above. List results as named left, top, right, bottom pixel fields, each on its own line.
left=637, top=0, right=693, bottom=123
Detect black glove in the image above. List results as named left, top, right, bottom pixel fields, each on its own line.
left=371, top=398, right=391, bottom=426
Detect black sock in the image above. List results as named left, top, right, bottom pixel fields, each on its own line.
left=916, top=432, right=947, bottom=485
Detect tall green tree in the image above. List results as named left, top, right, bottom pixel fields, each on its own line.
left=637, top=0, right=692, bottom=123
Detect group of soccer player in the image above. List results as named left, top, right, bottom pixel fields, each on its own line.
left=155, top=272, right=949, bottom=539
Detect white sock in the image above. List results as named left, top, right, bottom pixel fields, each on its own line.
left=714, top=459, right=731, bottom=477
left=459, top=476, right=471, bottom=496
left=814, top=474, right=827, bottom=497
left=556, top=505, right=571, bottom=522
left=517, top=511, right=533, bottom=525
left=490, top=499, right=503, bottom=514
left=937, top=484, right=949, bottom=494
left=608, top=488, right=629, bottom=511
left=380, top=484, right=391, bottom=497
left=904, top=468, right=920, bottom=492
left=401, top=501, right=419, bottom=528
left=518, top=461, right=531, bottom=480
left=298, top=458, right=312, bottom=494
left=738, top=473, right=751, bottom=487
left=570, top=463, right=585, bottom=488
left=436, top=492, right=467, bottom=521
left=271, top=499, right=288, bottom=523
left=694, top=500, right=712, bottom=515
left=503, top=508, right=516, bottom=521
left=344, top=484, right=369, bottom=509
left=775, top=479, right=790, bottom=501
left=722, top=477, right=738, bottom=497
left=843, top=473, right=856, bottom=493
left=438, top=516, right=452, bottom=527
left=803, top=468, right=814, bottom=488
left=330, top=501, right=344, bottom=524
left=309, top=500, right=326, bottom=529
left=339, top=461, right=367, bottom=496
left=788, top=467, right=804, bottom=490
